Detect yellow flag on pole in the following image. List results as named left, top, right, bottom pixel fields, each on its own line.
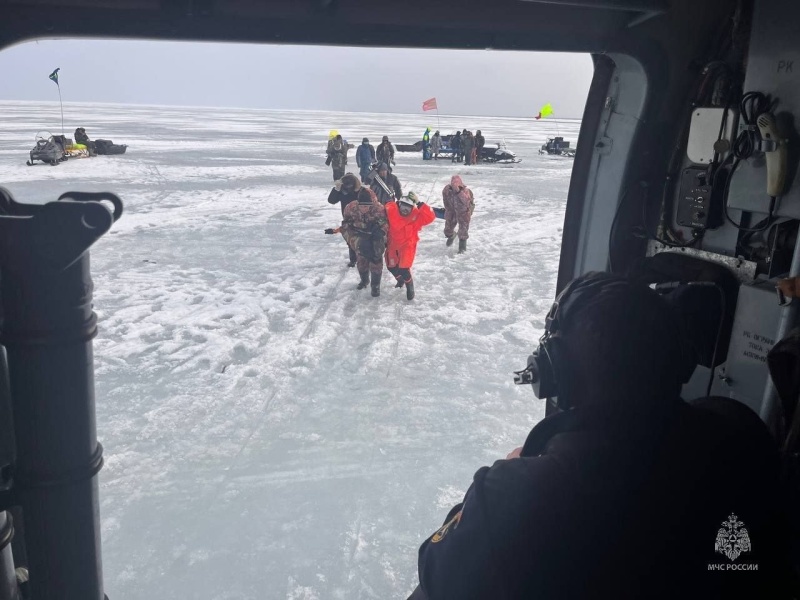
left=535, top=103, right=554, bottom=120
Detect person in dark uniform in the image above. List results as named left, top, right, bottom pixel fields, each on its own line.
left=409, top=272, right=789, bottom=600
left=369, top=162, right=402, bottom=205
left=327, top=173, right=362, bottom=267
left=74, top=127, right=96, bottom=155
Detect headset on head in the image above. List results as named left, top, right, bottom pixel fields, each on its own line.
left=513, top=274, right=653, bottom=411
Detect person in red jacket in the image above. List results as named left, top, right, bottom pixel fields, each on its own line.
left=385, top=192, right=436, bottom=300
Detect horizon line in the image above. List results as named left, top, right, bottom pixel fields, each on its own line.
left=0, top=99, right=584, bottom=121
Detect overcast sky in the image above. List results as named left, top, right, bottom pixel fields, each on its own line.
left=0, top=40, right=593, bottom=118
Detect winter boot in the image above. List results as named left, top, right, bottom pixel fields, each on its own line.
left=357, top=270, right=369, bottom=290
left=458, top=239, right=467, bottom=254
left=370, top=271, right=382, bottom=297
left=394, top=277, right=405, bottom=288
left=446, top=233, right=457, bottom=247
left=406, top=280, right=415, bottom=301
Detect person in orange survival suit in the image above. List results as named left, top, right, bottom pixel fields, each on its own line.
left=385, top=191, right=436, bottom=301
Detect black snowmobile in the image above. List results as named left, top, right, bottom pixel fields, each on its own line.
left=539, top=136, right=576, bottom=157
left=25, top=131, right=66, bottom=166
left=479, top=141, right=521, bottom=163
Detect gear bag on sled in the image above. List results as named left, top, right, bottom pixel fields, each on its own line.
left=94, top=139, right=128, bottom=155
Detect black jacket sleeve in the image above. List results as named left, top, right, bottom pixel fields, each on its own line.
left=393, top=178, right=402, bottom=199
left=417, top=456, right=564, bottom=600
left=327, top=188, right=340, bottom=205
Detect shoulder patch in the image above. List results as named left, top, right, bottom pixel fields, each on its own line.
left=431, top=510, right=462, bottom=543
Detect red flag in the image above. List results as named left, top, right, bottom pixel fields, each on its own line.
left=422, top=97, right=438, bottom=111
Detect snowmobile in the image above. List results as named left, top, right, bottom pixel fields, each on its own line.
left=479, top=141, right=521, bottom=163
left=539, top=136, right=576, bottom=157
left=25, top=131, right=66, bottom=166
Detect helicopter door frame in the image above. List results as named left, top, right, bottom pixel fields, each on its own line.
left=557, top=52, right=650, bottom=292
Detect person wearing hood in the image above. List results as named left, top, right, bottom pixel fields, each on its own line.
left=356, top=137, right=376, bottom=183
left=431, top=131, right=442, bottom=160
left=340, top=187, right=388, bottom=297
left=370, top=162, right=403, bottom=205
left=422, top=128, right=432, bottom=161
left=327, top=173, right=362, bottom=267
left=385, top=191, right=436, bottom=301
left=474, top=130, right=485, bottom=163
left=326, top=134, right=348, bottom=181
left=377, top=135, right=396, bottom=167
left=442, top=175, right=475, bottom=253
left=74, top=127, right=96, bottom=156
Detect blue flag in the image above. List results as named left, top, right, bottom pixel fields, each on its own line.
left=49, top=68, right=60, bottom=85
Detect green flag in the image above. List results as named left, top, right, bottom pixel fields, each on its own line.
left=49, top=68, right=60, bottom=85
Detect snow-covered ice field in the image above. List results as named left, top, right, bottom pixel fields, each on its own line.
left=0, top=101, right=579, bottom=599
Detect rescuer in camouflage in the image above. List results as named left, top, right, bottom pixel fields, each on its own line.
left=341, top=187, right=388, bottom=297
left=442, top=175, right=475, bottom=253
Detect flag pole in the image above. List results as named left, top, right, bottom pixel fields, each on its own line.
left=57, top=83, right=64, bottom=137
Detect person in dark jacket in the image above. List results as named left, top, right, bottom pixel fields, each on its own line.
left=474, top=130, right=485, bottom=163
left=74, top=127, right=96, bottom=155
left=355, top=138, right=376, bottom=183
left=450, top=131, right=462, bottom=163
left=462, top=130, right=475, bottom=166
left=376, top=135, right=395, bottom=167
left=410, top=272, right=790, bottom=600
left=327, top=173, right=361, bottom=267
left=370, top=162, right=402, bottom=205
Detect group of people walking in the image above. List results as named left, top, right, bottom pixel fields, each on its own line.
left=327, top=134, right=397, bottom=184
left=326, top=173, right=435, bottom=300
left=324, top=135, right=475, bottom=299
left=426, top=129, right=485, bottom=165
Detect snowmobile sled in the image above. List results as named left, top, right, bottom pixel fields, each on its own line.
left=479, top=141, right=521, bottom=163
left=539, top=137, right=576, bottom=157
left=94, top=139, right=127, bottom=155
left=25, top=131, right=66, bottom=166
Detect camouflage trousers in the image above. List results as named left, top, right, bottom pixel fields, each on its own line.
left=357, top=255, right=384, bottom=275
left=443, top=202, right=474, bottom=241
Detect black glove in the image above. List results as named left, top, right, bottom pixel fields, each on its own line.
left=324, top=228, right=336, bottom=234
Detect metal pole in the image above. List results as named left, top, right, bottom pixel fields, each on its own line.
left=760, top=233, right=800, bottom=433
left=0, top=188, right=122, bottom=600
left=0, top=512, right=17, bottom=600
left=57, top=85, right=64, bottom=138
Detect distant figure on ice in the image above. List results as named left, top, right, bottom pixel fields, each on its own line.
left=327, top=173, right=362, bottom=267
left=356, top=137, right=376, bottom=183
left=376, top=135, right=396, bottom=167
left=370, top=162, right=402, bottom=205
left=385, top=191, right=435, bottom=301
left=422, top=128, right=432, bottom=160
left=442, top=175, right=474, bottom=254
left=431, top=131, right=442, bottom=160
left=450, top=131, right=462, bottom=163
left=341, top=187, right=388, bottom=297
left=74, top=127, right=96, bottom=155
left=463, top=130, right=475, bottom=166
left=475, top=130, right=485, bottom=163
left=326, top=134, right=348, bottom=181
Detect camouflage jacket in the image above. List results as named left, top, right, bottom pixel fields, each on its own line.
left=341, top=188, right=388, bottom=245
left=327, top=140, right=348, bottom=169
